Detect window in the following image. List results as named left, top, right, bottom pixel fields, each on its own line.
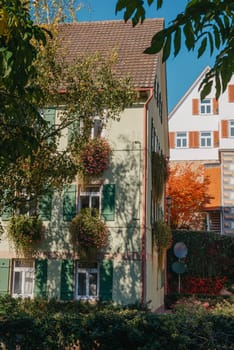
left=75, top=262, right=98, bottom=299
left=200, top=99, right=211, bottom=114
left=200, top=131, right=212, bottom=147
left=63, top=183, right=115, bottom=222
left=91, top=117, right=103, bottom=138
left=159, top=92, right=163, bottom=123
left=17, top=191, right=37, bottom=216
left=12, top=260, right=34, bottom=298
left=176, top=132, right=187, bottom=148
left=78, top=186, right=100, bottom=213
left=15, top=191, right=52, bottom=221
left=229, top=120, right=234, bottom=137
left=68, top=116, right=104, bottom=145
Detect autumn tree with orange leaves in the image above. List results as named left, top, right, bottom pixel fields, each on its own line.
left=166, top=163, right=212, bottom=229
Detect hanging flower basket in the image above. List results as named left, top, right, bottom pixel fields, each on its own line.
left=78, top=138, right=111, bottom=178
left=7, top=215, right=45, bottom=256
left=69, top=208, right=109, bottom=249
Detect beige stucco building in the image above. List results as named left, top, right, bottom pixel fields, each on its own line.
left=0, top=20, right=169, bottom=311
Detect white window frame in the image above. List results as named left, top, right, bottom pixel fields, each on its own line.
left=200, top=99, right=212, bottom=115
left=229, top=120, right=234, bottom=137
left=91, top=116, right=104, bottom=139
left=17, top=195, right=38, bottom=216
left=68, top=115, right=106, bottom=142
left=75, top=262, right=99, bottom=300
left=176, top=132, right=188, bottom=148
left=12, top=259, right=34, bottom=298
left=200, top=131, right=212, bottom=148
left=78, top=186, right=101, bottom=213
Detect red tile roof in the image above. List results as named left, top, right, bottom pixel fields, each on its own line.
left=57, top=19, right=164, bottom=89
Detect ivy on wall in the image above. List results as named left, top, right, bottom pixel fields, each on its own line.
left=153, top=221, right=172, bottom=269
left=152, top=151, right=168, bottom=202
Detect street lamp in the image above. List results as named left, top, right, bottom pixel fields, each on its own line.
left=166, top=195, right=172, bottom=227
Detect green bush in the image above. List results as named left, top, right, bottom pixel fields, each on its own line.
left=0, top=297, right=233, bottom=349
left=167, top=230, right=234, bottom=293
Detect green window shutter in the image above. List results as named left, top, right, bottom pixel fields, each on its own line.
left=60, top=259, right=74, bottom=301
left=39, top=191, right=53, bottom=221
left=0, top=259, right=10, bottom=295
left=43, top=108, right=56, bottom=143
left=63, top=184, right=77, bottom=221
left=101, top=184, right=115, bottom=221
left=1, top=191, right=13, bottom=221
left=34, top=259, right=47, bottom=298
left=99, top=259, right=113, bottom=301
left=1, top=206, right=13, bottom=221
left=44, top=108, right=55, bottom=127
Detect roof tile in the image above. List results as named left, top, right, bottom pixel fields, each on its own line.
left=57, top=19, right=164, bottom=89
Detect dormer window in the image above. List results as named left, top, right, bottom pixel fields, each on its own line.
left=200, top=99, right=211, bottom=114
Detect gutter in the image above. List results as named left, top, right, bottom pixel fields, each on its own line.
left=141, top=88, right=154, bottom=305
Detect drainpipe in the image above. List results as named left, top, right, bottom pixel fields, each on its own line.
left=141, top=88, right=154, bottom=305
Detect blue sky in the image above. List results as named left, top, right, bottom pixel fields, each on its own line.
left=77, top=0, right=216, bottom=112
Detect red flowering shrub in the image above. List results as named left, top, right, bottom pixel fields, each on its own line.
left=169, top=276, right=227, bottom=295
left=79, top=138, right=111, bottom=177
left=69, top=209, right=108, bottom=249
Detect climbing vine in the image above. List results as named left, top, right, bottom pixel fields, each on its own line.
left=153, top=220, right=172, bottom=269
left=152, top=151, right=168, bottom=202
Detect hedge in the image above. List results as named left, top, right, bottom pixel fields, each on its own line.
left=0, top=297, right=233, bottom=350
left=167, top=230, right=234, bottom=294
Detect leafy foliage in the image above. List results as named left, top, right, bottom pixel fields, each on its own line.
left=116, top=0, right=234, bottom=99
left=0, top=296, right=233, bottom=350
left=166, top=163, right=211, bottom=229
left=152, top=151, right=168, bottom=202
left=167, top=230, right=234, bottom=293
left=30, top=0, right=83, bottom=24
left=0, top=0, right=48, bottom=165
left=7, top=215, right=45, bottom=255
left=69, top=209, right=109, bottom=249
left=153, top=220, right=172, bottom=268
left=0, top=26, right=134, bottom=214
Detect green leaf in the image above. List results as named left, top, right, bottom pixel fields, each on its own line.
left=156, top=0, right=163, bottom=9
left=200, top=81, right=212, bottom=100
left=144, top=30, right=166, bottom=54
left=162, top=34, right=171, bottom=62
left=116, top=0, right=145, bottom=24
left=174, top=27, right=181, bottom=57
left=207, top=32, right=214, bottom=55
left=221, top=61, right=232, bottom=91
left=215, top=74, right=221, bottom=99
left=213, top=25, right=221, bottom=49
left=115, top=0, right=127, bottom=13
left=197, top=37, right=207, bottom=58
left=183, top=22, right=195, bottom=50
